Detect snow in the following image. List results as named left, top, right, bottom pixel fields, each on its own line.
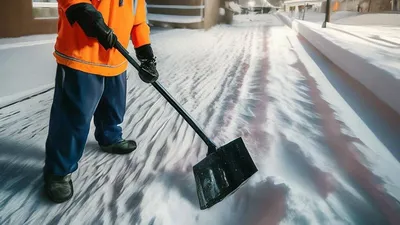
left=0, top=39, right=55, bottom=51
left=286, top=11, right=360, bottom=22
left=32, top=2, right=57, bottom=8
left=147, top=14, right=203, bottom=24
left=284, top=11, right=400, bottom=26
left=146, top=5, right=205, bottom=9
left=1, top=14, right=400, bottom=225
left=285, top=24, right=400, bottom=206
left=296, top=20, right=400, bottom=78
left=335, top=13, right=400, bottom=26
left=0, top=34, right=56, bottom=46
left=265, top=24, right=400, bottom=224
left=279, top=11, right=400, bottom=115
left=228, top=2, right=242, bottom=13
left=0, top=84, right=53, bottom=109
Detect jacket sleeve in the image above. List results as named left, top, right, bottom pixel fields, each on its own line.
left=131, top=0, right=151, bottom=48
left=57, top=0, right=92, bottom=11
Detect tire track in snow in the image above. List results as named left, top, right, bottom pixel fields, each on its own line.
left=206, top=29, right=252, bottom=142
left=239, top=25, right=271, bottom=150
left=242, top=26, right=289, bottom=225
left=201, top=21, right=292, bottom=225
left=227, top=25, right=289, bottom=225
left=183, top=27, right=252, bottom=136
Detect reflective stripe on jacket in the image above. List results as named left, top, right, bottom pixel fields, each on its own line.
left=54, top=0, right=151, bottom=76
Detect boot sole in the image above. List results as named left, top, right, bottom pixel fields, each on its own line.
left=100, top=141, right=137, bottom=154
left=101, top=147, right=136, bottom=154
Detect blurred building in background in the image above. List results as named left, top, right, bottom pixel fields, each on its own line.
left=0, top=0, right=240, bottom=38
left=238, top=0, right=277, bottom=13
left=145, top=0, right=223, bottom=29
left=0, top=0, right=57, bottom=38
left=282, top=0, right=399, bottom=13
left=145, top=0, right=242, bottom=28
left=283, top=0, right=324, bottom=13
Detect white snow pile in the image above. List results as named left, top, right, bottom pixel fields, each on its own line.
left=334, top=13, right=400, bottom=26
left=219, top=7, right=226, bottom=16
left=147, top=14, right=203, bottom=24
left=284, top=10, right=400, bottom=27
left=228, top=1, right=242, bottom=14
left=285, top=11, right=360, bottom=23
left=329, top=11, right=361, bottom=21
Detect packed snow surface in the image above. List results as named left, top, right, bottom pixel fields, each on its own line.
left=1, top=14, right=400, bottom=225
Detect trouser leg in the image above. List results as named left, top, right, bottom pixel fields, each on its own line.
left=44, top=64, right=104, bottom=176
left=94, top=71, right=127, bottom=146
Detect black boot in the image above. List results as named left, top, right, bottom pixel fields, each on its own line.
left=44, top=173, right=74, bottom=203
left=100, top=139, right=137, bottom=154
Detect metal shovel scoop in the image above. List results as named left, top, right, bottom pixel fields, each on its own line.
left=115, top=42, right=258, bottom=210
left=193, top=137, right=258, bottom=209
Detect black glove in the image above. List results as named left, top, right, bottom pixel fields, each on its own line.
left=65, top=3, right=117, bottom=50
left=135, top=44, right=159, bottom=83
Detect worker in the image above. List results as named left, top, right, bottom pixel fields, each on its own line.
left=43, top=0, right=159, bottom=203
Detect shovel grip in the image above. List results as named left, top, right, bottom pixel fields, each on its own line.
left=115, top=41, right=217, bottom=151
left=115, top=41, right=141, bottom=71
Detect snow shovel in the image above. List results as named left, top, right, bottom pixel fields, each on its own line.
left=115, top=41, right=258, bottom=210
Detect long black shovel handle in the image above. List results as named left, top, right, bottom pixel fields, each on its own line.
left=115, top=41, right=217, bottom=151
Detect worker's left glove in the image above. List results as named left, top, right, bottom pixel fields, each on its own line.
left=135, top=44, right=159, bottom=83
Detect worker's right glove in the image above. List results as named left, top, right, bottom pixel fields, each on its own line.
left=135, top=44, right=159, bottom=83
left=65, top=3, right=117, bottom=50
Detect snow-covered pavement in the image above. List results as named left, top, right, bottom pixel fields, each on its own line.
left=1, top=14, right=400, bottom=225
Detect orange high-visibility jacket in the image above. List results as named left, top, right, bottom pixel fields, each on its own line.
left=55, top=0, right=151, bottom=76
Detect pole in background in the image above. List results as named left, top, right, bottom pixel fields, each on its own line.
left=368, top=0, right=372, bottom=12
left=322, top=0, right=331, bottom=28
left=302, top=3, right=306, bottom=20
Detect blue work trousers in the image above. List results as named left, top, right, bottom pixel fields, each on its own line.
left=44, top=64, right=127, bottom=176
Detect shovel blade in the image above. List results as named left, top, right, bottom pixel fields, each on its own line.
left=193, top=137, right=258, bottom=210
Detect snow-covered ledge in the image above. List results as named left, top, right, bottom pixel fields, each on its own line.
left=278, top=12, right=400, bottom=115
left=0, top=35, right=57, bottom=108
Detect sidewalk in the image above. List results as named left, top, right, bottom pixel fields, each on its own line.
left=278, top=11, right=400, bottom=115
left=0, top=34, right=57, bottom=108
